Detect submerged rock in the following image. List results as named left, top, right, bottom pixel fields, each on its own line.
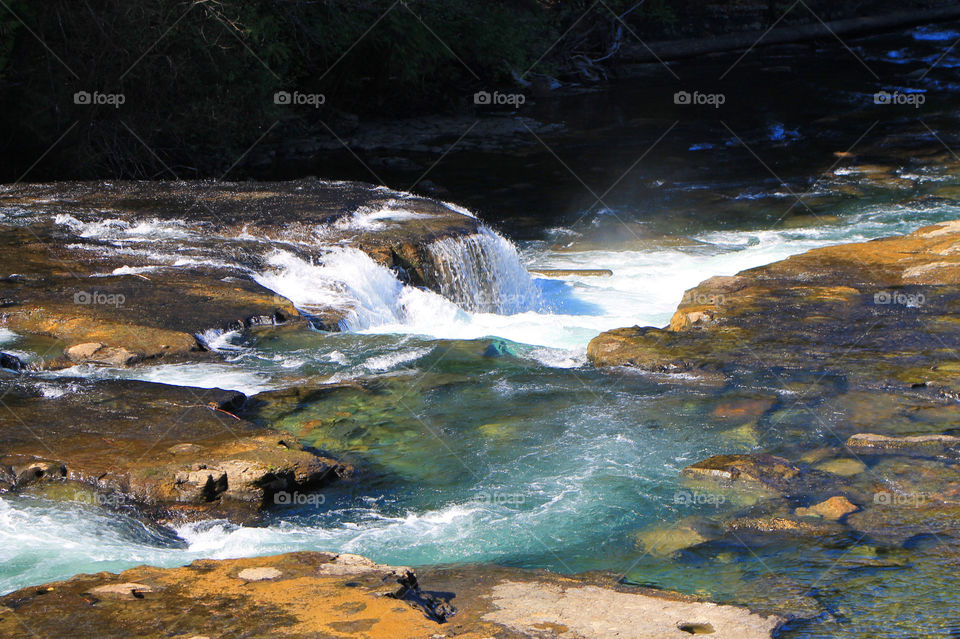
left=681, top=454, right=803, bottom=494
left=813, top=457, right=867, bottom=477
left=0, top=552, right=784, bottom=638
left=846, top=432, right=960, bottom=455
left=634, top=518, right=721, bottom=557
left=725, top=514, right=843, bottom=536
left=794, top=495, right=859, bottom=520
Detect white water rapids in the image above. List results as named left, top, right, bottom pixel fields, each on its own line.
left=4, top=188, right=960, bottom=597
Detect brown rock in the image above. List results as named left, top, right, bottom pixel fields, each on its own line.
left=587, top=219, right=960, bottom=394
left=65, top=342, right=141, bottom=367
left=0, top=379, right=351, bottom=523
left=87, top=582, right=156, bottom=599
left=794, top=496, right=859, bottom=520
left=725, top=515, right=839, bottom=535
left=0, top=552, right=784, bottom=639
left=681, top=454, right=802, bottom=493
left=846, top=432, right=960, bottom=454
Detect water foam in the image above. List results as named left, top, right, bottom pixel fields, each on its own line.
left=253, top=248, right=408, bottom=330
left=0, top=328, right=16, bottom=346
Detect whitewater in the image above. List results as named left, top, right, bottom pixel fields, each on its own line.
left=3, top=191, right=960, bottom=595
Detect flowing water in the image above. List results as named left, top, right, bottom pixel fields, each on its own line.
left=5, top=22, right=960, bottom=638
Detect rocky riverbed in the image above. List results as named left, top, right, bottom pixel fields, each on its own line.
left=4, top=175, right=960, bottom=636
left=590, top=218, right=960, bottom=616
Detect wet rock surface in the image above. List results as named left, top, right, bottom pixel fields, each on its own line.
left=0, top=552, right=784, bottom=638
left=0, top=224, right=301, bottom=365
left=591, top=220, right=960, bottom=568
left=588, top=220, right=960, bottom=392
left=681, top=454, right=804, bottom=494
left=0, top=378, right=350, bottom=522
left=0, top=178, right=485, bottom=362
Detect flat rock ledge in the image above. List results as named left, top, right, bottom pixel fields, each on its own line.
left=0, top=552, right=784, bottom=639
left=0, top=178, right=484, bottom=366
left=587, top=219, right=960, bottom=391
left=0, top=379, right=351, bottom=524
left=846, top=432, right=960, bottom=454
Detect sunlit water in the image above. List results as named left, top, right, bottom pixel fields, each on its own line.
left=5, top=22, right=960, bottom=638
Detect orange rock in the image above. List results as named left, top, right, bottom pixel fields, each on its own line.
left=795, top=496, right=859, bottom=520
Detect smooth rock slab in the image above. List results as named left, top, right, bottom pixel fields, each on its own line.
left=87, top=582, right=156, bottom=599
left=237, top=567, right=283, bottom=582
left=483, top=580, right=783, bottom=639
left=846, top=432, right=960, bottom=453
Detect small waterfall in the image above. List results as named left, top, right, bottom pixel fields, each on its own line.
left=424, top=227, right=540, bottom=314
left=253, top=226, right=540, bottom=332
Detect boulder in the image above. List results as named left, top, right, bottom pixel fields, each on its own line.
left=0, top=351, right=22, bottom=371
left=681, top=454, right=802, bottom=494
left=65, top=342, right=141, bottom=367
left=0, top=379, right=351, bottom=523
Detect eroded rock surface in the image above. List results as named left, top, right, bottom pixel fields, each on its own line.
left=0, top=552, right=784, bottom=639
left=0, top=378, right=349, bottom=522
left=0, top=224, right=301, bottom=365
left=587, top=219, right=960, bottom=392
left=0, top=178, right=486, bottom=364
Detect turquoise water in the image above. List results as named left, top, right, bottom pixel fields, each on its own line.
left=5, top=194, right=960, bottom=639
left=5, top=21, right=960, bottom=637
